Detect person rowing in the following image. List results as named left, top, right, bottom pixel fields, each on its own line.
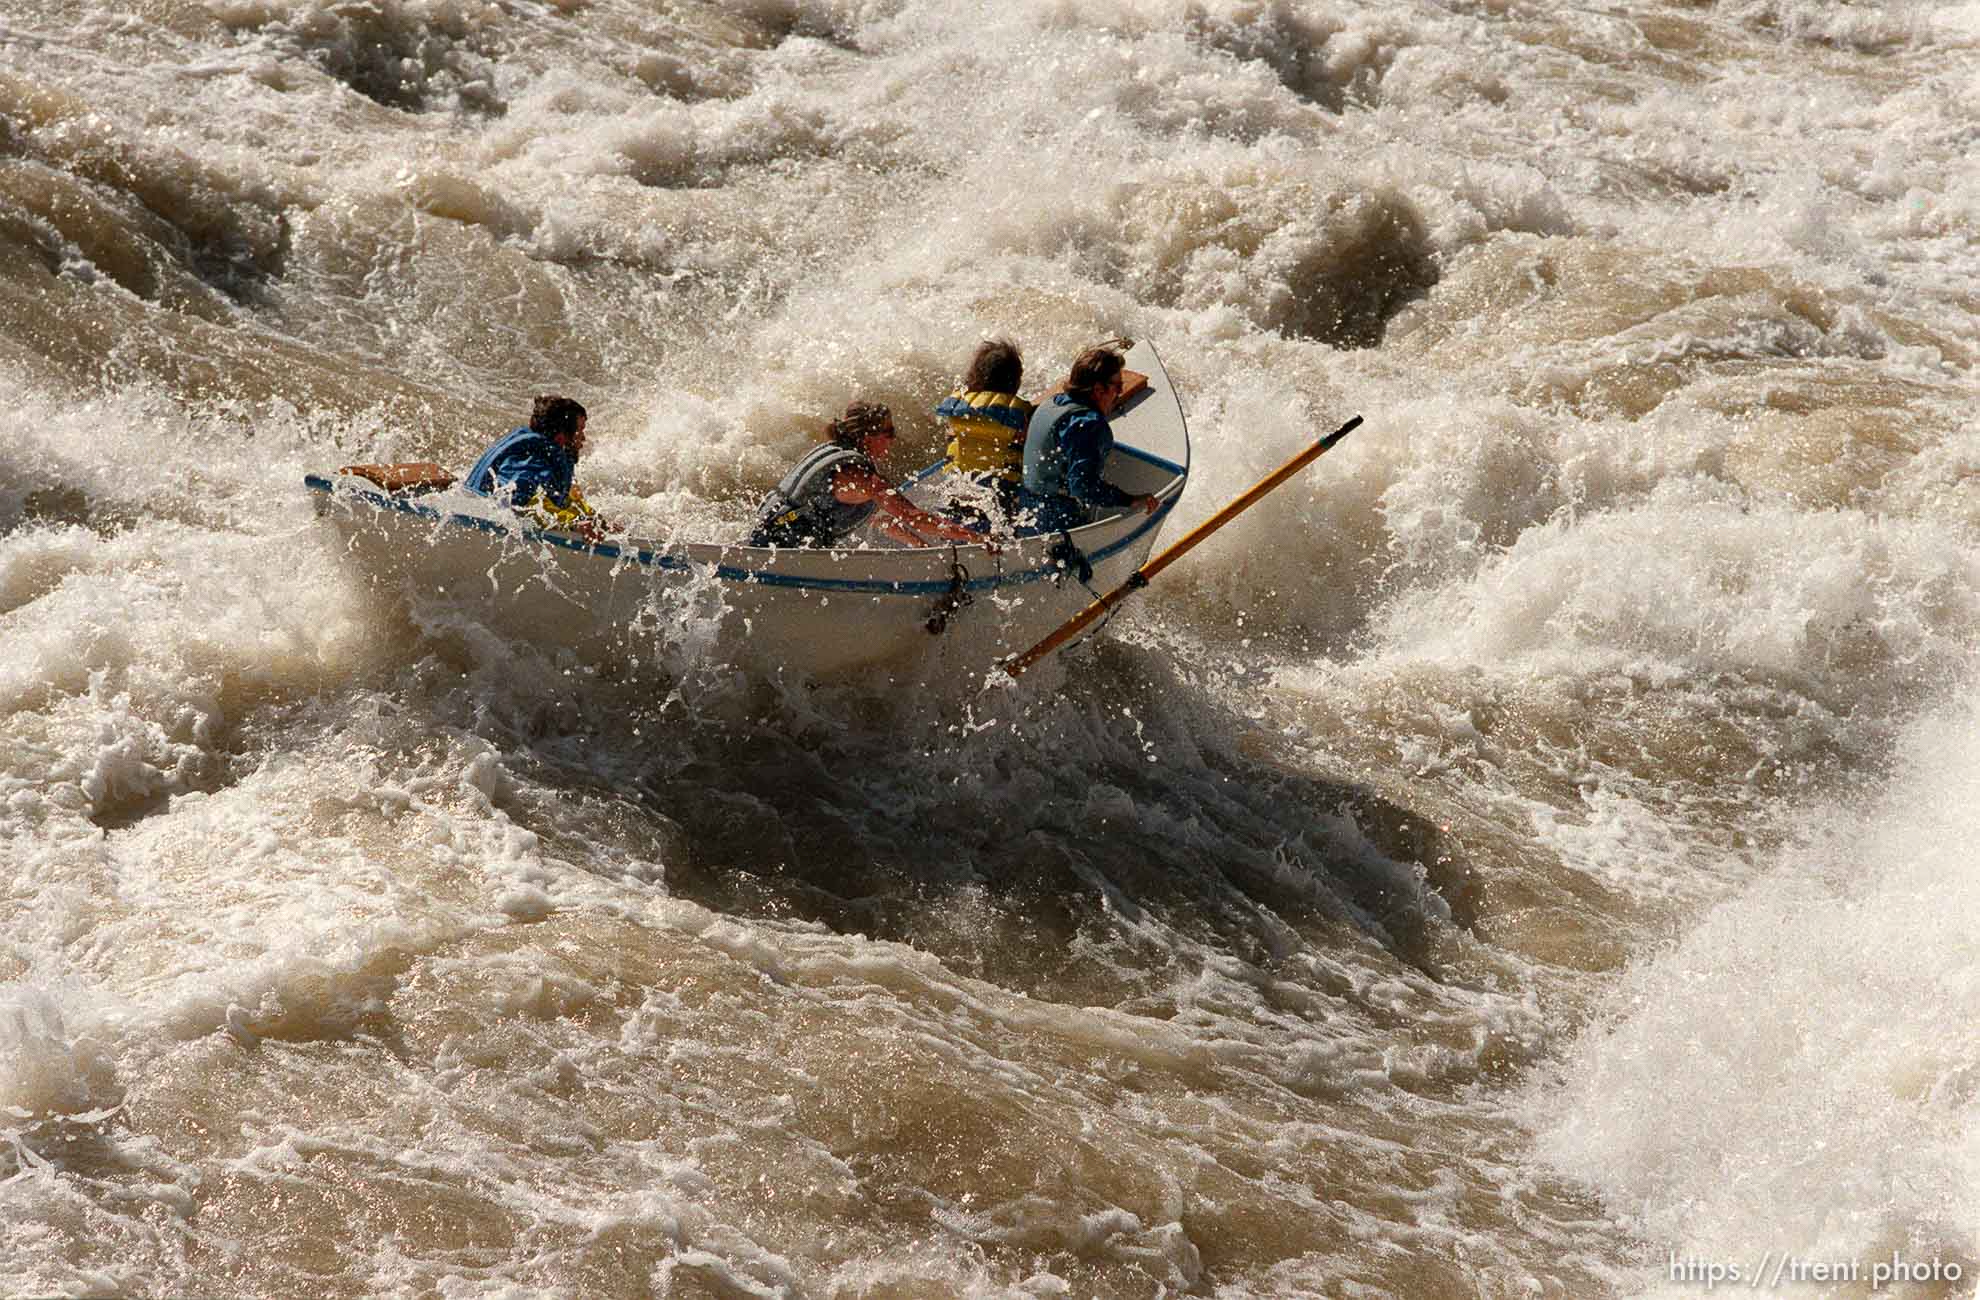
left=749, top=401, right=983, bottom=548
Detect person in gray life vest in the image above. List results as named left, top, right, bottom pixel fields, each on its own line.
left=1018, top=345, right=1159, bottom=534
left=748, top=401, right=983, bottom=548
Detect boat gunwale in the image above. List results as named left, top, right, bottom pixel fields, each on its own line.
left=304, top=470, right=1181, bottom=598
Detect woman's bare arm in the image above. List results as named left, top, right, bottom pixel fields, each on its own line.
left=833, top=466, right=981, bottom=543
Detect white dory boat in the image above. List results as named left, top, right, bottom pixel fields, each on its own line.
left=307, top=340, right=1190, bottom=679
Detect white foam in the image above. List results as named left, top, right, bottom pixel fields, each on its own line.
left=0, top=987, right=122, bottom=1119
left=1538, top=687, right=1980, bottom=1282
left=1368, top=485, right=1980, bottom=711
left=3, top=0, right=1979, bottom=1292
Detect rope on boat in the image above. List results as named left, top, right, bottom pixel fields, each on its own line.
left=1046, top=532, right=1092, bottom=586
left=925, top=546, right=974, bottom=635
left=1044, top=531, right=1137, bottom=652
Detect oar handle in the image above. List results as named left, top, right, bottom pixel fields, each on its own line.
left=1000, top=414, right=1363, bottom=677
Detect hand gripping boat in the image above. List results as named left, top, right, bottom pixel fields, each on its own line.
left=305, top=340, right=1190, bottom=679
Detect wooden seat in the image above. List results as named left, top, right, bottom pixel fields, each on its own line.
left=335, top=463, right=456, bottom=495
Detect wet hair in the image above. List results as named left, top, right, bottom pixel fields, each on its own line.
left=1066, top=346, right=1125, bottom=401
left=829, top=400, right=894, bottom=448
left=961, top=338, right=1023, bottom=395
left=529, top=395, right=587, bottom=438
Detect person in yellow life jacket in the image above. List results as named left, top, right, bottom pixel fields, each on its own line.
left=464, top=395, right=615, bottom=545
left=935, top=338, right=1034, bottom=532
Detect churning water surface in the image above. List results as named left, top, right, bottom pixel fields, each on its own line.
left=4, top=0, right=1980, bottom=1296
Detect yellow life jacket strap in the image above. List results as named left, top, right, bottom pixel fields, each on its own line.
left=528, top=484, right=600, bottom=531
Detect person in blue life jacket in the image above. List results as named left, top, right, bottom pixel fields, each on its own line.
left=1018, top=344, right=1159, bottom=533
left=935, top=338, right=1034, bottom=532
left=464, top=394, right=613, bottom=544
left=748, top=401, right=984, bottom=549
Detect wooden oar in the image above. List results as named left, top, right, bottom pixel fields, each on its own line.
left=999, top=414, right=1364, bottom=678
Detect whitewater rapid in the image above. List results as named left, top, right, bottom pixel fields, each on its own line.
left=4, top=0, right=1980, bottom=1296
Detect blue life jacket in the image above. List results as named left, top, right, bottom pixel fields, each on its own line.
left=464, top=428, right=576, bottom=508
left=748, top=444, right=879, bottom=547
left=1020, top=394, right=1134, bottom=532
